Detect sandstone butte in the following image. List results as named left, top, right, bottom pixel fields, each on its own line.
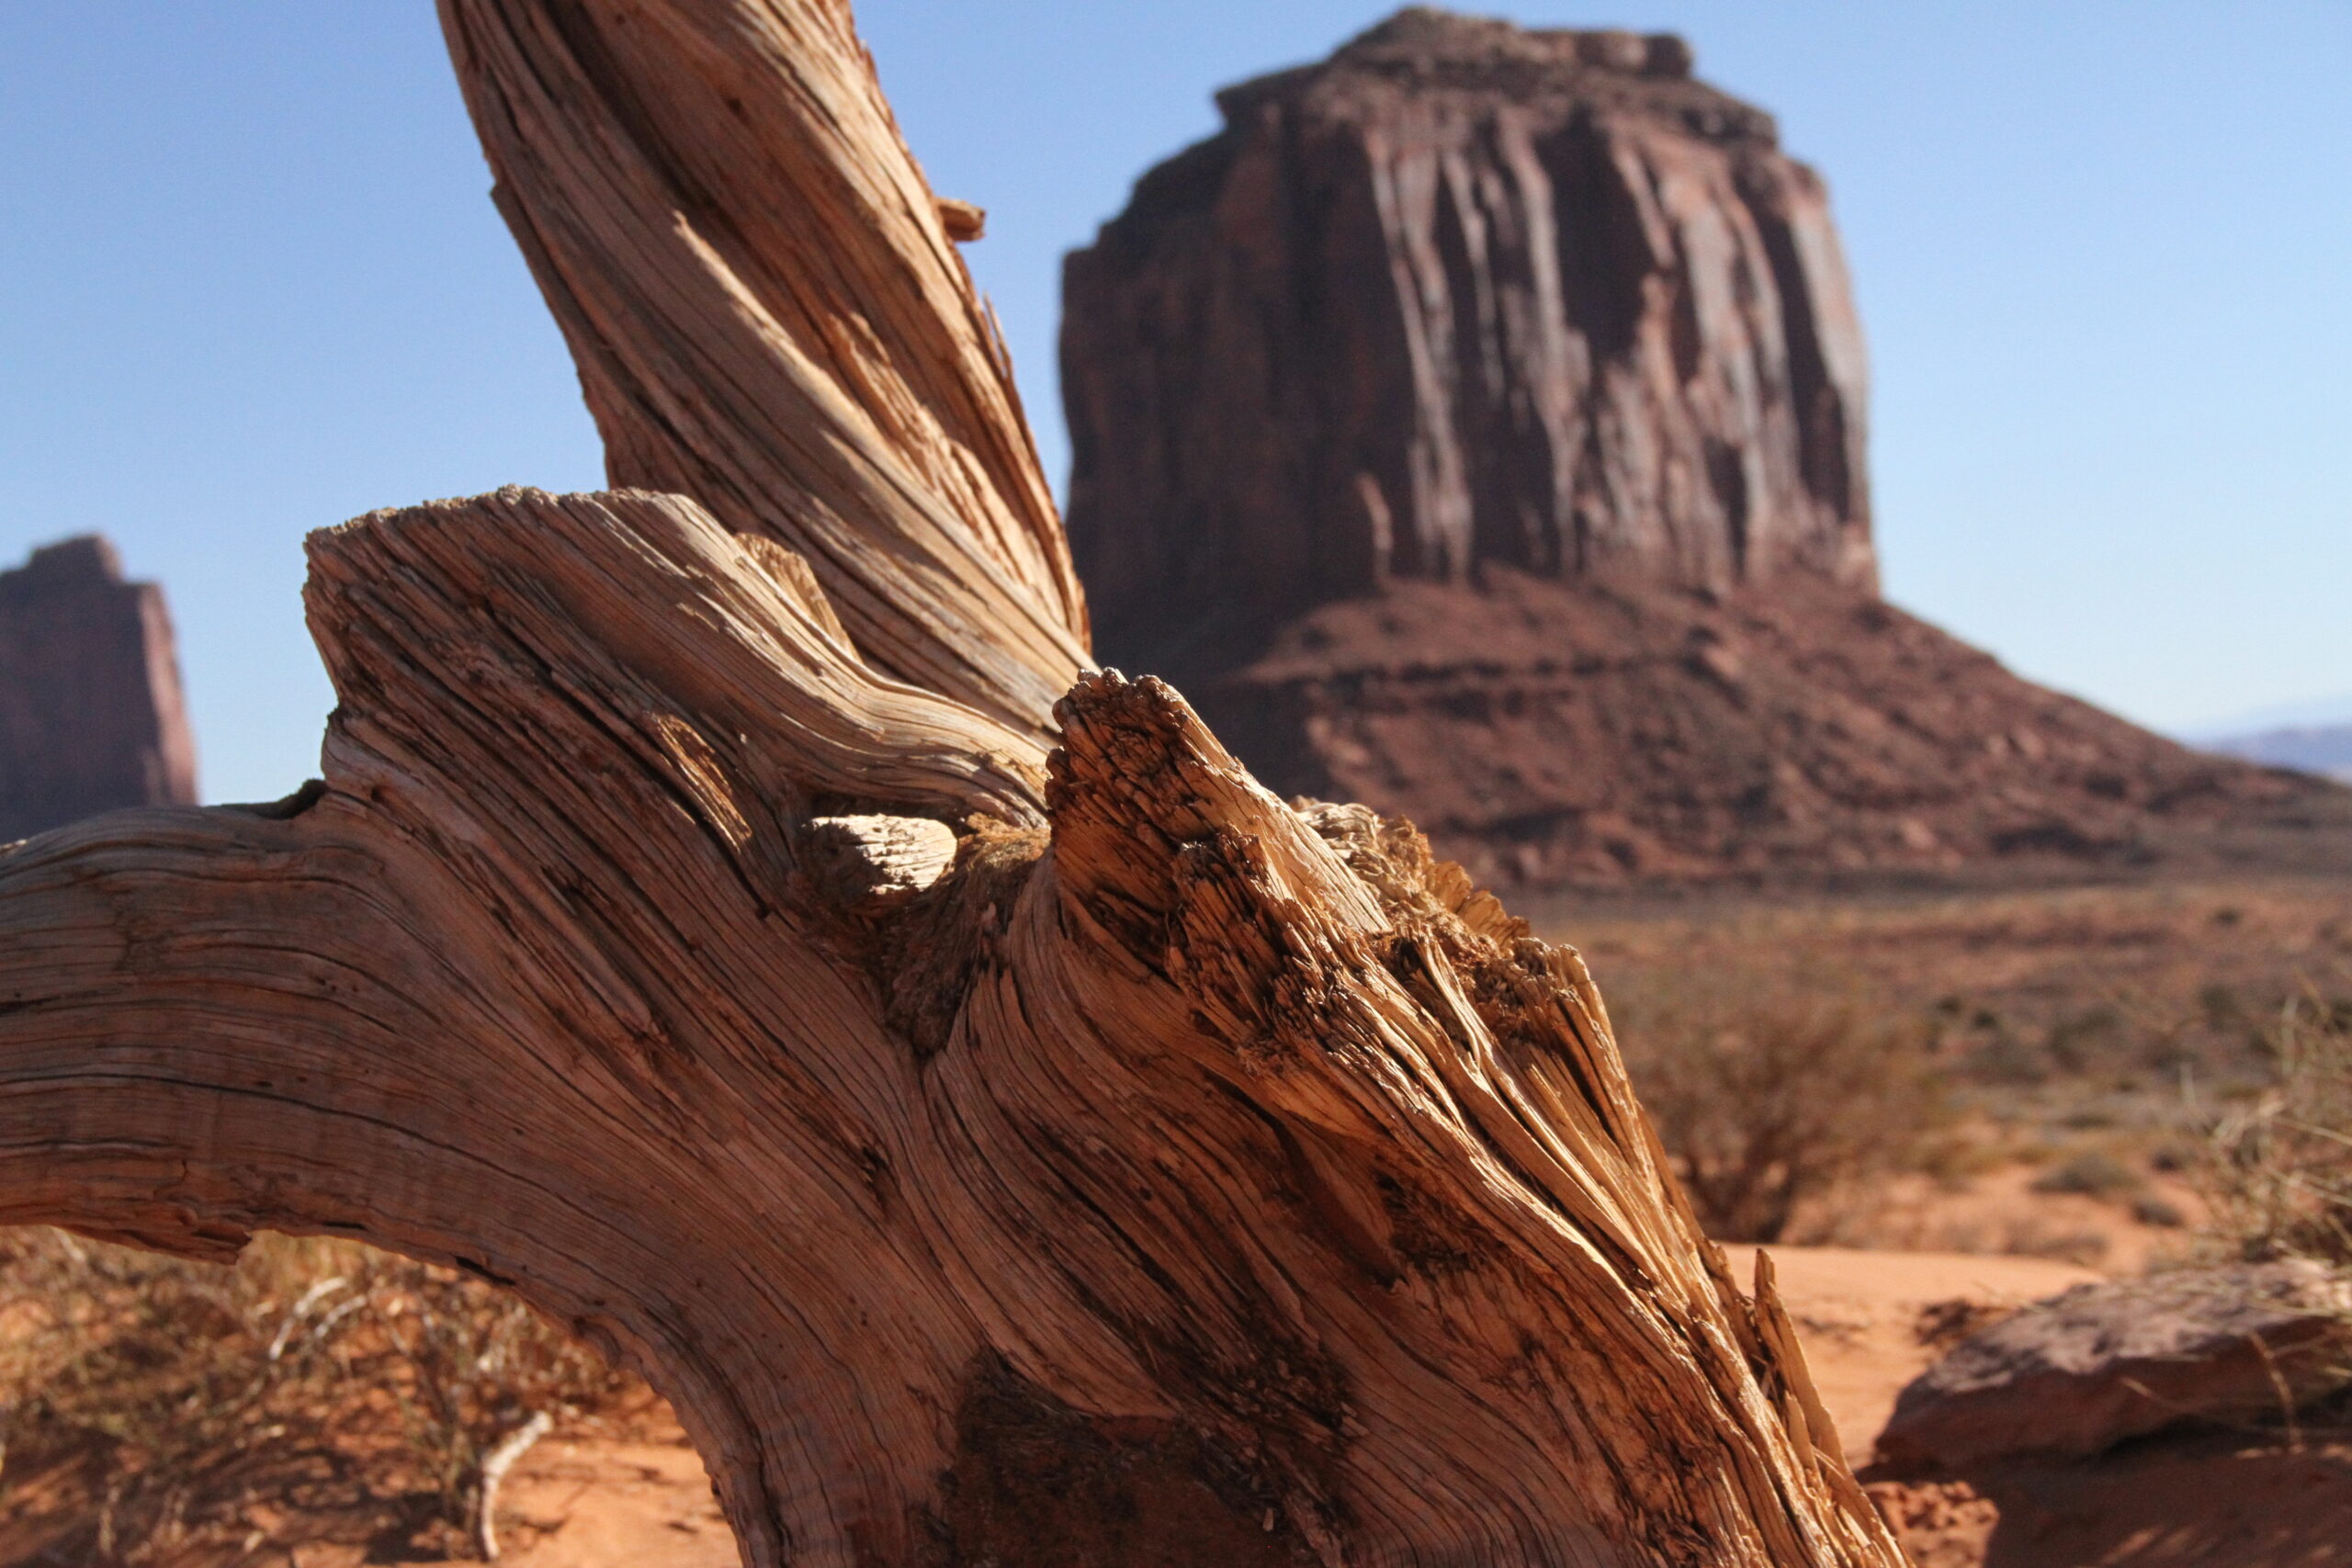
left=0, top=536, right=198, bottom=840
left=1061, top=6, right=2352, bottom=888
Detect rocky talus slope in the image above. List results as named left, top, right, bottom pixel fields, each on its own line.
left=0, top=536, right=198, bottom=840
left=1059, top=7, right=2347, bottom=887
left=1205, top=572, right=2340, bottom=887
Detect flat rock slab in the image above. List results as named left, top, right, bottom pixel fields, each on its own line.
left=1876, top=1259, right=2352, bottom=1472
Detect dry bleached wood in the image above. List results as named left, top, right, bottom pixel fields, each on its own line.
left=478, top=1408, right=555, bottom=1561
left=0, top=3, right=1903, bottom=1565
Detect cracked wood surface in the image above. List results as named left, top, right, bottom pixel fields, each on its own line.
left=0, top=4, right=1904, bottom=1565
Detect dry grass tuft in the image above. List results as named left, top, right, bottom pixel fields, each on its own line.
left=2196, top=997, right=2352, bottom=1269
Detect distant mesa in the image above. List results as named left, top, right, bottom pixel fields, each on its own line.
left=0, top=536, right=198, bottom=840
left=1060, top=6, right=2352, bottom=888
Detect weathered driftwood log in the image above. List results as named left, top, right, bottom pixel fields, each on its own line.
left=0, top=4, right=1902, bottom=1564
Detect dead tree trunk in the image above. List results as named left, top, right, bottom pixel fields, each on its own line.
left=0, top=4, right=1902, bottom=1564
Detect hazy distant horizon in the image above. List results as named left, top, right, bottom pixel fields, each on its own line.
left=2183, top=694, right=2352, bottom=744
left=3, top=2, right=2346, bottom=802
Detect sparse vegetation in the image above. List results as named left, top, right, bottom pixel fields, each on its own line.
left=0, top=1227, right=639, bottom=1562
left=1554, top=879, right=2352, bottom=1257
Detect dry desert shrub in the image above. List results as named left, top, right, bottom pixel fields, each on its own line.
left=2029, top=1148, right=2143, bottom=1200
left=1613, top=966, right=1953, bottom=1243
left=0, top=1226, right=637, bottom=1562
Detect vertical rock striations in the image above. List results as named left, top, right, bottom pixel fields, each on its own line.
left=1061, top=8, right=2350, bottom=887
left=0, top=536, right=198, bottom=839
left=1064, top=6, right=1872, bottom=669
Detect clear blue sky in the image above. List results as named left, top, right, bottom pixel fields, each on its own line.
left=2, top=3, right=2345, bottom=802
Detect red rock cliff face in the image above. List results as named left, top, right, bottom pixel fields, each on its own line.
left=1063, top=7, right=1873, bottom=668
left=0, top=536, right=198, bottom=840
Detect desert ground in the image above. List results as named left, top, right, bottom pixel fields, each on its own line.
left=1546, top=874, right=2352, bottom=1254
